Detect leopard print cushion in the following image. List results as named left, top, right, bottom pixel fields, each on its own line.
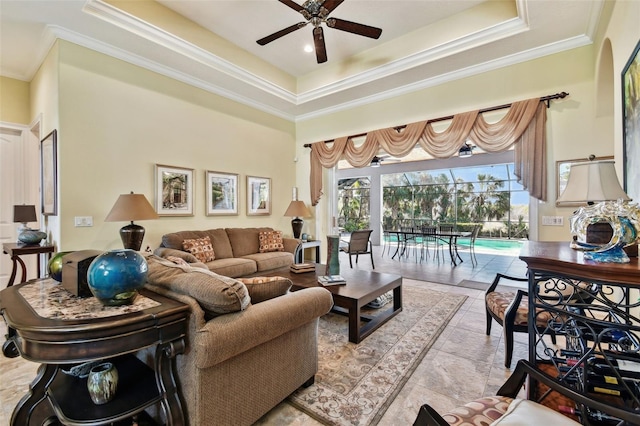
left=485, top=292, right=553, bottom=327
left=442, top=395, right=513, bottom=425
left=182, top=236, right=215, bottom=263
left=258, top=230, right=284, bottom=253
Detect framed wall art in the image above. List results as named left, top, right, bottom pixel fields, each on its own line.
left=623, top=39, right=640, bottom=202
left=206, top=170, right=238, bottom=216
left=40, top=129, right=57, bottom=215
left=556, top=156, right=613, bottom=206
left=246, top=176, right=271, bottom=216
left=155, top=164, right=194, bottom=216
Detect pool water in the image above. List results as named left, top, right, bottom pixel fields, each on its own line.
left=458, top=238, right=524, bottom=254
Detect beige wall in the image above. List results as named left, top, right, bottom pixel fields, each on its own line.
left=53, top=41, right=296, bottom=251
left=0, top=76, right=30, bottom=124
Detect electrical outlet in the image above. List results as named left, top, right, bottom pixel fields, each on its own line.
left=74, top=216, right=93, bottom=227
left=542, top=216, right=564, bottom=226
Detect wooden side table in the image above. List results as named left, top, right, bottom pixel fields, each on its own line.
left=295, top=240, right=321, bottom=263
left=0, top=278, right=189, bottom=425
left=2, top=243, right=55, bottom=287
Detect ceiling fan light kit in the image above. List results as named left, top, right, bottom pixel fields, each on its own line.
left=257, top=0, right=382, bottom=64
left=458, top=143, right=474, bottom=158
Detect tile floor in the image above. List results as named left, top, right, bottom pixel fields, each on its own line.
left=0, top=244, right=531, bottom=425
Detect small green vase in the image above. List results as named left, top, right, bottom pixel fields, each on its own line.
left=87, top=362, right=118, bottom=405
left=326, top=235, right=340, bottom=275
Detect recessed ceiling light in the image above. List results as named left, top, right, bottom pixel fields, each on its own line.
left=304, top=45, right=313, bottom=53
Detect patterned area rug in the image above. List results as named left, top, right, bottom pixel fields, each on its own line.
left=287, top=285, right=467, bottom=426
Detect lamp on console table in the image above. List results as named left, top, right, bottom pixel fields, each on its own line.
left=557, top=156, right=640, bottom=263
left=13, top=204, right=46, bottom=245
left=105, top=192, right=158, bottom=251
left=284, top=199, right=311, bottom=239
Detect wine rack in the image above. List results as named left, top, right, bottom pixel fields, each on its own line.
left=520, top=242, right=640, bottom=425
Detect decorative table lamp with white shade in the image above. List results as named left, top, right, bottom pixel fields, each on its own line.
left=557, top=157, right=640, bottom=263
left=104, top=192, right=159, bottom=251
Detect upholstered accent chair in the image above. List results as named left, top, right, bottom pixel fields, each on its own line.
left=413, top=359, right=640, bottom=425
left=340, top=229, right=374, bottom=268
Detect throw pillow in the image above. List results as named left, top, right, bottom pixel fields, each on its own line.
left=258, top=230, right=284, bottom=253
left=237, top=276, right=292, bottom=303
left=182, top=236, right=215, bottom=263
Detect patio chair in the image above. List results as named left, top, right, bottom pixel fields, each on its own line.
left=400, top=226, right=418, bottom=260
left=413, top=359, right=640, bottom=426
left=340, top=229, right=374, bottom=269
left=420, top=225, right=442, bottom=262
left=456, top=224, right=481, bottom=265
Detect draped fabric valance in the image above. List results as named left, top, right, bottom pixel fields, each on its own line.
left=309, top=97, right=548, bottom=206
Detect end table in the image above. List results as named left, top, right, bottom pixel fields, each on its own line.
left=295, top=240, right=321, bottom=263
left=0, top=278, right=189, bottom=425
left=2, top=243, right=55, bottom=287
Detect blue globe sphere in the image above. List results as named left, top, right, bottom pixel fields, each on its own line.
left=87, top=249, right=148, bottom=306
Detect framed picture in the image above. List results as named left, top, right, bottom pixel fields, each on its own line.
left=246, top=176, right=271, bottom=215
left=155, top=164, right=194, bottom=216
left=623, top=39, right=640, bottom=202
left=556, top=156, right=613, bottom=206
left=206, top=170, right=238, bottom=216
left=40, top=130, right=57, bottom=215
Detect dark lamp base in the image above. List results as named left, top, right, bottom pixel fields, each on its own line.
left=120, top=223, right=145, bottom=251
left=291, top=217, right=304, bottom=239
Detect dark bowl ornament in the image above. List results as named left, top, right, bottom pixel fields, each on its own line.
left=87, top=249, right=148, bottom=306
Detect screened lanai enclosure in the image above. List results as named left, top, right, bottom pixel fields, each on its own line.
left=337, top=162, right=529, bottom=240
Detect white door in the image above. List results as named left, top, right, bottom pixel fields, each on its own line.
left=0, top=125, right=40, bottom=287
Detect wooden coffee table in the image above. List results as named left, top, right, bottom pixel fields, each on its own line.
left=250, top=264, right=402, bottom=343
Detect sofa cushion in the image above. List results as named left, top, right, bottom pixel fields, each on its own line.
left=243, top=252, right=294, bottom=272
left=162, top=229, right=234, bottom=259
left=205, top=257, right=258, bottom=278
left=226, top=227, right=273, bottom=257
left=146, top=255, right=250, bottom=315
left=259, top=230, right=284, bottom=253
left=182, top=236, right=215, bottom=263
left=238, top=276, right=292, bottom=303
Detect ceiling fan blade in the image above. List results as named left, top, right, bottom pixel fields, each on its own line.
left=321, top=0, right=344, bottom=14
left=327, top=18, right=382, bottom=39
left=257, top=22, right=307, bottom=45
left=279, top=0, right=305, bottom=13
left=313, top=26, right=327, bottom=63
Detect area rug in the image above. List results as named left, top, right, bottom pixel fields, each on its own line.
left=287, top=285, right=467, bottom=426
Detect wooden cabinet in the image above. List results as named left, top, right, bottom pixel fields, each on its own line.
left=520, top=242, right=640, bottom=425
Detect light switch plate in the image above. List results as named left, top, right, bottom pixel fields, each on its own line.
left=74, top=216, right=93, bottom=227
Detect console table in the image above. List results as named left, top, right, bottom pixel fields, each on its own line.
left=2, top=243, right=55, bottom=287
left=519, top=241, right=640, bottom=424
left=0, top=278, right=189, bottom=425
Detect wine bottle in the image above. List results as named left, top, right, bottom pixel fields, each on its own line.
left=558, top=405, right=622, bottom=426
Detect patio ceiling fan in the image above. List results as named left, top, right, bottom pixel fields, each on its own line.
left=256, top=0, right=383, bottom=64
left=371, top=155, right=401, bottom=167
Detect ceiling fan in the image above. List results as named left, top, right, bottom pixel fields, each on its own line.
left=371, top=155, right=401, bottom=167
left=256, top=0, right=382, bottom=64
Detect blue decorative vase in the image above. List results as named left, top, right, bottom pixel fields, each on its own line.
left=87, top=249, right=148, bottom=306
left=18, top=229, right=47, bottom=245
left=326, top=235, right=340, bottom=276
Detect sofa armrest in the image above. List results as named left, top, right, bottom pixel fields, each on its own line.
left=154, top=247, right=200, bottom=264
left=283, top=237, right=301, bottom=255
left=194, top=287, right=333, bottom=369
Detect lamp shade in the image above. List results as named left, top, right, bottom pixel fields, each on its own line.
left=284, top=200, right=311, bottom=218
left=13, top=205, right=37, bottom=223
left=105, top=193, right=159, bottom=222
left=557, top=160, right=630, bottom=204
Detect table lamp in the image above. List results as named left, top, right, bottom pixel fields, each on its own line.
left=284, top=200, right=311, bottom=239
left=557, top=157, right=640, bottom=263
left=105, top=192, right=159, bottom=251
left=13, top=204, right=46, bottom=244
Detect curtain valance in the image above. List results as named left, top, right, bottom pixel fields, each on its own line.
left=309, top=96, right=551, bottom=206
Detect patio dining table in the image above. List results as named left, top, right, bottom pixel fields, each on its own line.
left=387, top=229, right=472, bottom=266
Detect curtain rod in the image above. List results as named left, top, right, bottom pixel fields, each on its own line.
left=303, top=91, right=569, bottom=148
